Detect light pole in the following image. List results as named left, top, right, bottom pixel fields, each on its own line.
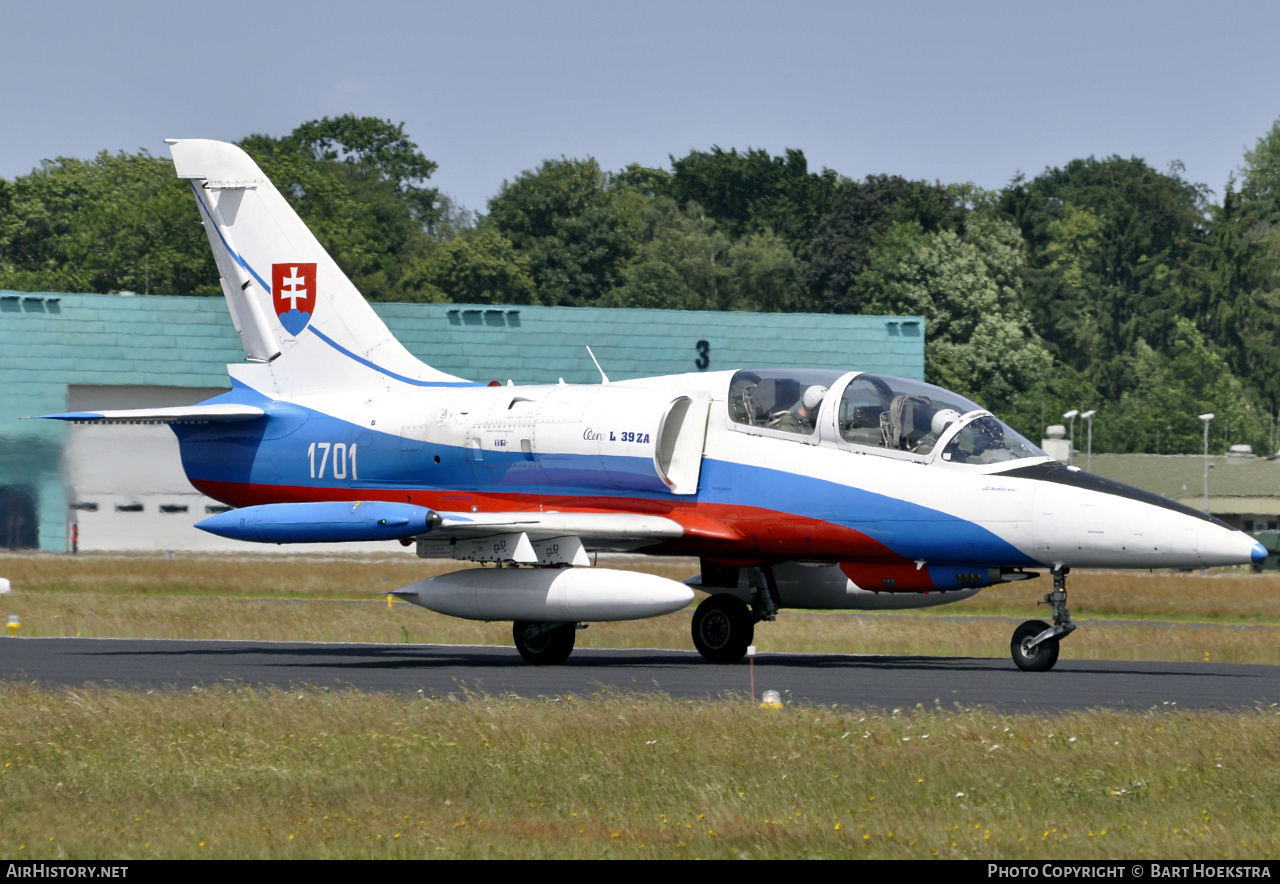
left=1081, top=410, right=1096, bottom=472
left=1199, top=413, right=1215, bottom=515
left=1063, top=410, right=1079, bottom=465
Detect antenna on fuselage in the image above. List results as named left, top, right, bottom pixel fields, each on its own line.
left=585, top=346, right=611, bottom=384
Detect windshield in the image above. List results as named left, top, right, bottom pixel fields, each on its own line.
left=942, top=415, right=1046, bottom=464
left=838, top=373, right=1046, bottom=462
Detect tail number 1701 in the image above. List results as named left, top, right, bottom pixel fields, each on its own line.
left=308, top=442, right=358, bottom=480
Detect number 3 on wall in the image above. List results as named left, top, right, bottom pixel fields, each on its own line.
left=695, top=340, right=710, bottom=370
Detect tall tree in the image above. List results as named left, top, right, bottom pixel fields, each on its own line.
left=486, top=157, right=643, bottom=306
left=1240, top=117, right=1280, bottom=215
left=0, top=150, right=217, bottom=295
left=601, top=198, right=806, bottom=312
left=1108, top=319, right=1270, bottom=454
left=405, top=227, right=537, bottom=305
left=998, top=156, right=1208, bottom=398
left=852, top=217, right=1053, bottom=412
left=804, top=174, right=964, bottom=312
left=665, top=147, right=837, bottom=254
left=289, top=114, right=440, bottom=227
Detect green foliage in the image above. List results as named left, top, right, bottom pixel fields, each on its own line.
left=290, top=114, right=440, bottom=226
left=1241, top=118, right=1280, bottom=214
left=1184, top=182, right=1280, bottom=415
left=1109, top=320, right=1269, bottom=454
left=665, top=146, right=838, bottom=252
left=805, top=176, right=966, bottom=313
left=0, top=151, right=218, bottom=295
left=600, top=198, right=806, bottom=312
left=406, top=227, right=536, bottom=305
left=1000, top=156, right=1209, bottom=397
left=487, top=157, right=643, bottom=306
left=853, top=218, right=1052, bottom=411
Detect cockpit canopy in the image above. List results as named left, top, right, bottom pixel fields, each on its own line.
left=727, top=369, right=1046, bottom=465
left=727, top=369, right=843, bottom=435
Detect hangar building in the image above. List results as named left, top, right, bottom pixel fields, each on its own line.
left=0, top=291, right=925, bottom=552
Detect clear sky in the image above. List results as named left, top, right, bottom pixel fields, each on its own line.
left=4, top=1, right=1280, bottom=213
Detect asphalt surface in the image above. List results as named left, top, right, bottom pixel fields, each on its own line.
left=2, top=636, right=1279, bottom=711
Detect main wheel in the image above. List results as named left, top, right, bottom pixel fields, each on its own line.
left=513, top=621, right=576, bottom=665
left=1011, top=619, right=1059, bottom=672
left=691, top=594, right=754, bottom=663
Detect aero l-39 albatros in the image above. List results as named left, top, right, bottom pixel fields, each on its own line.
left=39, top=140, right=1266, bottom=671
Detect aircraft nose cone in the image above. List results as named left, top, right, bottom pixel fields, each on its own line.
left=1195, top=522, right=1268, bottom=568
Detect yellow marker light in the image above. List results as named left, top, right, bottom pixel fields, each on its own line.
left=6, top=615, right=19, bottom=637
left=759, top=689, right=782, bottom=709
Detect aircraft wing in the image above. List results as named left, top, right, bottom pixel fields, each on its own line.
left=431, top=511, right=685, bottom=542
left=31, top=404, right=265, bottom=424
left=195, top=501, right=740, bottom=562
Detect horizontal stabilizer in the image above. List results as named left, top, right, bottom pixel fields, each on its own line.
left=33, top=404, right=266, bottom=424
left=197, top=501, right=440, bottom=543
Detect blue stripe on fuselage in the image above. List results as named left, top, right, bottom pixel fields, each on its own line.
left=696, top=459, right=1038, bottom=565
left=173, top=384, right=1038, bottom=566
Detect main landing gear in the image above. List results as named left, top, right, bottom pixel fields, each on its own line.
left=692, top=565, right=779, bottom=663
left=1011, top=565, right=1076, bottom=672
left=513, top=620, right=578, bottom=665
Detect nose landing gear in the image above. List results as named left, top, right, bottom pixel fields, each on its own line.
left=1011, top=565, right=1076, bottom=672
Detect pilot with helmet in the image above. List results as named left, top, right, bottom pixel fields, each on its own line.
left=774, top=385, right=828, bottom=434
left=913, top=407, right=962, bottom=454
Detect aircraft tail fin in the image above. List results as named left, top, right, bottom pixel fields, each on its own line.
left=167, top=139, right=468, bottom=393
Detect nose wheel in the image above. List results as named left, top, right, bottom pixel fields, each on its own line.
left=1011, top=565, right=1076, bottom=672
left=1012, top=619, right=1060, bottom=671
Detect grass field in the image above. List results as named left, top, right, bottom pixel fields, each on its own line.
left=3, top=552, right=1280, bottom=859
left=1, top=686, right=1278, bottom=859
left=2, top=552, right=1278, bottom=664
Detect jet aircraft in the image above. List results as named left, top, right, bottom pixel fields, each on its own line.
left=39, top=140, right=1267, bottom=670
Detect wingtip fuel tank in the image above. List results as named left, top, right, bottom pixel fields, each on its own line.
left=196, top=501, right=439, bottom=543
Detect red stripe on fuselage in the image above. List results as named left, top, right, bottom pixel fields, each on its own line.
left=190, top=478, right=908, bottom=564
left=839, top=561, right=937, bottom=592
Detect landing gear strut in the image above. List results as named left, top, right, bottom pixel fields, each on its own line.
left=1011, top=565, right=1076, bottom=672
left=749, top=564, right=781, bottom=624
left=691, top=565, right=780, bottom=664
